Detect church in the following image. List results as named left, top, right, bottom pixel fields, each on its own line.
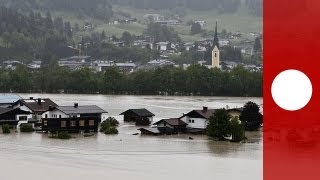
left=211, top=21, right=220, bottom=69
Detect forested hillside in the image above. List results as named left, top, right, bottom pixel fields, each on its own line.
left=0, top=6, right=73, bottom=62
left=0, top=0, right=113, bottom=20
left=112, top=0, right=262, bottom=16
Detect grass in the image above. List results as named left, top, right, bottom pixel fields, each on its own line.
left=49, top=4, right=262, bottom=43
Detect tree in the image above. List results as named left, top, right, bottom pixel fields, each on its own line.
left=207, top=109, right=231, bottom=140
left=121, top=31, right=133, bottom=46
left=230, top=117, right=245, bottom=142
left=191, top=22, right=202, bottom=34
left=240, top=101, right=263, bottom=131
left=253, top=37, right=262, bottom=53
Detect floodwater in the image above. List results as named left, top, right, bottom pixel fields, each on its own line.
left=0, top=94, right=262, bottom=180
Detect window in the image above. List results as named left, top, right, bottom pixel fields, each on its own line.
left=61, top=121, right=66, bottom=128
left=89, top=120, right=95, bottom=126
left=45, top=114, right=48, bottom=118
left=192, top=120, right=195, bottom=123
left=215, top=53, right=217, bottom=58
left=79, top=120, right=85, bottom=127
left=70, top=121, right=76, bottom=127
left=189, top=120, right=192, bottom=123
left=19, top=116, right=27, bottom=121
left=43, top=120, right=48, bottom=126
left=59, top=115, right=62, bottom=118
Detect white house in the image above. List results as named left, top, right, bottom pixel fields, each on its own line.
left=180, top=107, right=215, bottom=132
left=156, top=42, right=169, bottom=51
left=12, top=97, right=58, bottom=123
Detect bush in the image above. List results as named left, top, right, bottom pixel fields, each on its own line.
left=20, top=123, right=35, bottom=132
left=102, top=117, right=119, bottom=128
left=104, top=127, right=119, bottom=135
left=2, top=124, right=10, bottom=134
left=100, top=117, right=119, bottom=134
left=230, top=117, right=245, bottom=142
left=50, top=131, right=72, bottom=139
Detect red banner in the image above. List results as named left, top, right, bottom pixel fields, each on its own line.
left=264, top=0, right=320, bottom=179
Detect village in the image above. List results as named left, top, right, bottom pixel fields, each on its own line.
left=0, top=19, right=262, bottom=73
left=0, top=94, right=262, bottom=142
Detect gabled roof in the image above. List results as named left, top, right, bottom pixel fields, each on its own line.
left=120, top=109, right=155, bottom=117
left=56, top=105, right=107, bottom=115
left=17, top=98, right=58, bottom=113
left=0, top=107, right=31, bottom=115
left=181, top=109, right=216, bottom=119
left=227, top=108, right=243, bottom=113
left=154, top=118, right=187, bottom=126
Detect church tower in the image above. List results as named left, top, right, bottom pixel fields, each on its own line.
left=212, top=45, right=220, bottom=68
left=211, top=21, right=220, bottom=69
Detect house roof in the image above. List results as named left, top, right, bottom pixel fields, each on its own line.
left=0, top=107, right=14, bottom=114
left=56, top=105, right=107, bottom=115
left=227, top=108, right=243, bottom=113
left=181, top=109, right=216, bottom=119
left=120, top=109, right=155, bottom=117
left=154, top=118, right=187, bottom=126
left=0, top=107, right=31, bottom=115
left=138, top=127, right=161, bottom=134
left=17, top=98, right=58, bottom=113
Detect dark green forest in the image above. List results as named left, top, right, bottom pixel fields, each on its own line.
left=0, top=65, right=262, bottom=97
left=0, top=6, right=74, bottom=62
left=0, top=0, right=113, bottom=20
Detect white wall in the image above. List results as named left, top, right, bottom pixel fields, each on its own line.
left=42, top=109, right=68, bottom=119
left=101, top=113, right=108, bottom=121
left=148, top=117, right=153, bottom=123
left=180, top=116, right=208, bottom=129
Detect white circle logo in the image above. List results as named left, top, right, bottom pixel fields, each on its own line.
left=271, top=70, right=313, bottom=111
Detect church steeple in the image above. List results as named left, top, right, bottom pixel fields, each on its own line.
left=213, top=21, right=219, bottom=49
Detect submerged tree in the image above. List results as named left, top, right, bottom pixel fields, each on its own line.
left=230, top=117, right=245, bottom=142
left=240, top=101, right=263, bottom=131
left=207, top=109, right=231, bottom=140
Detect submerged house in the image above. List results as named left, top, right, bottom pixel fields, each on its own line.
left=120, top=109, right=155, bottom=125
left=41, top=103, right=107, bottom=133
left=153, top=118, right=188, bottom=134
left=12, top=97, right=58, bottom=124
left=180, top=107, right=216, bottom=133
left=0, top=107, right=31, bottom=126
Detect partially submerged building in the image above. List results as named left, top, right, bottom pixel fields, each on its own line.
left=120, top=109, right=155, bottom=125
left=41, top=103, right=108, bottom=133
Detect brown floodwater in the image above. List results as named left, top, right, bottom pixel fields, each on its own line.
left=0, top=94, right=262, bottom=180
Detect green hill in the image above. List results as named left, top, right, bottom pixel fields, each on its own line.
left=0, top=0, right=262, bottom=42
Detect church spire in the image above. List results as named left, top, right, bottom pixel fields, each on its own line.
left=213, top=21, right=219, bottom=49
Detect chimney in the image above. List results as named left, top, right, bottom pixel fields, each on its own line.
left=48, top=105, right=53, bottom=111
left=30, top=97, right=33, bottom=100
left=37, top=98, right=42, bottom=105
left=202, top=106, right=208, bottom=112
left=74, top=103, right=78, bottom=108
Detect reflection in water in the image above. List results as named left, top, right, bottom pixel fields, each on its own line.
left=0, top=94, right=262, bottom=180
